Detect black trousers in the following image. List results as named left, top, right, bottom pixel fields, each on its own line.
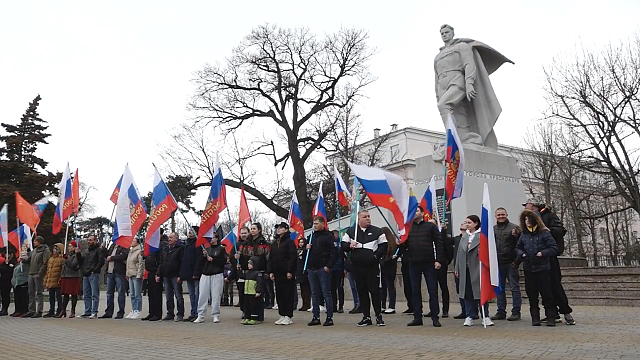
left=401, top=260, right=412, bottom=312
left=236, top=281, right=245, bottom=312
left=352, top=264, right=382, bottom=318
left=524, top=270, right=556, bottom=321
left=14, top=284, right=28, bottom=314
left=330, top=271, right=345, bottom=311
left=298, top=280, right=311, bottom=310
left=263, top=276, right=275, bottom=307
left=0, top=280, right=11, bottom=311
left=436, top=267, right=450, bottom=314
left=147, top=271, right=163, bottom=318
left=380, top=268, right=396, bottom=309
left=244, top=294, right=261, bottom=321
left=275, top=276, right=295, bottom=317
left=548, top=256, right=573, bottom=314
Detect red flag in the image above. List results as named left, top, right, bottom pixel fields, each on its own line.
left=72, top=168, right=80, bottom=215
left=237, top=188, right=251, bottom=236
left=16, top=192, right=40, bottom=232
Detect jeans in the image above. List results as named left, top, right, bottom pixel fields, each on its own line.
left=346, top=271, right=359, bottom=308
left=307, top=268, right=333, bottom=319
left=198, top=273, right=224, bottom=319
left=463, top=268, right=488, bottom=319
left=28, top=274, right=44, bottom=313
left=128, top=277, right=143, bottom=312
left=186, top=279, right=199, bottom=318
left=409, top=263, right=439, bottom=320
left=47, top=288, right=62, bottom=314
left=83, top=273, right=100, bottom=315
left=164, top=277, right=184, bottom=318
left=496, top=264, right=522, bottom=314
left=105, top=273, right=126, bottom=317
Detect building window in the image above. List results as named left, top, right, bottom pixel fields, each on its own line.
left=390, top=145, right=399, bottom=162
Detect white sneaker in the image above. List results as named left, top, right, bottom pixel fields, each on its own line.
left=384, top=308, right=395, bottom=314
left=463, top=317, right=473, bottom=326
left=320, top=305, right=327, bottom=313
left=131, top=311, right=141, bottom=320
left=89, top=314, right=97, bottom=319
left=272, top=304, right=279, bottom=310
left=281, top=316, right=293, bottom=325
left=275, top=316, right=285, bottom=325
left=483, top=317, right=495, bottom=326
left=125, top=311, right=134, bottom=319
left=307, top=308, right=312, bottom=312
left=193, top=317, right=205, bottom=324
left=213, top=315, right=220, bottom=323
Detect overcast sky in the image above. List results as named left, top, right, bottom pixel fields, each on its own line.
left=1, top=0, right=639, bottom=222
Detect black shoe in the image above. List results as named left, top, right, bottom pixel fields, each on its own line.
left=402, top=309, right=413, bottom=315
left=407, top=318, right=423, bottom=326
left=564, top=314, right=576, bottom=325
left=472, top=315, right=479, bottom=320
left=24, top=312, right=35, bottom=318
left=162, top=315, right=174, bottom=321
left=532, top=318, right=541, bottom=326
left=376, top=314, right=385, bottom=327
left=423, top=311, right=432, bottom=317
left=546, top=318, right=556, bottom=327
left=31, top=312, right=43, bottom=318
left=453, top=313, right=466, bottom=319
left=141, top=314, right=151, bottom=321
left=432, top=319, right=442, bottom=327
left=357, top=317, right=372, bottom=327
left=442, top=312, right=449, bottom=318
left=184, top=316, right=195, bottom=322
left=490, top=312, right=507, bottom=320
left=0, top=310, right=8, bottom=316
left=349, top=307, right=362, bottom=314
left=43, top=312, right=55, bottom=318
left=308, top=317, right=321, bottom=326
left=507, top=312, right=521, bottom=321
left=323, top=317, right=334, bottom=326
left=98, top=314, right=112, bottom=319
left=148, top=316, right=160, bottom=321
left=189, top=317, right=197, bottom=322
left=337, top=307, right=344, bottom=313
left=114, top=315, right=124, bottom=319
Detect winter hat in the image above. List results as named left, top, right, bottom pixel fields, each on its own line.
left=70, top=241, right=77, bottom=247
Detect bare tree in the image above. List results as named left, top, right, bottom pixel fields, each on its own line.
left=185, top=24, right=376, bottom=225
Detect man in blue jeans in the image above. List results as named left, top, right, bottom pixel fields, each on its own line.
left=81, top=235, right=104, bottom=319
left=100, top=242, right=129, bottom=319
left=305, top=216, right=337, bottom=327
left=156, top=233, right=185, bottom=321
left=180, top=229, right=200, bottom=322
left=404, top=207, right=444, bottom=327
left=490, top=207, right=522, bottom=321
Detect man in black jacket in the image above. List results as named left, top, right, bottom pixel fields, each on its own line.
left=81, top=235, right=104, bottom=319
left=491, top=207, right=522, bottom=321
left=156, top=233, right=184, bottom=321
left=100, top=241, right=129, bottom=319
left=193, top=234, right=228, bottom=323
left=143, top=242, right=163, bottom=321
left=306, top=216, right=337, bottom=327
left=180, top=229, right=200, bottom=322
left=341, top=210, right=387, bottom=327
left=405, top=207, right=444, bottom=327
left=268, top=222, right=297, bottom=325
left=524, top=200, right=576, bottom=325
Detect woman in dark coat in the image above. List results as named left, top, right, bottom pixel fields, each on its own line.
left=267, top=222, right=297, bottom=325
left=295, top=237, right=311, bottom=311
left=380, top=227, right=399, bottom=314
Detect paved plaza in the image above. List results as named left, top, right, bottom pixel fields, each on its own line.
left=1, top=293, right=638, bottom=360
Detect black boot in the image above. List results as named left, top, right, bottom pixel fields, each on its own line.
left=531, top=308, right=541, bottom=326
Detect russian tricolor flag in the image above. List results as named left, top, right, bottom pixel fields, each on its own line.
left=419, top=175, right=440, bottom=226
left=8, top=225, right=32, bottom=253
left=312, top=182, right=327, bottom=227
left=347, top=162, right=418, bottom=242
left=0, top=204, right=8, bottom=249
left=221, top=228, right=238, bottom=253
left=334, top=164, right=352, bottom=207
left=479, top=183, right=501, bottom=306
left=445, top=114, right=465, bottom=204
left=110, top=175, right=123, bottom=205
left=52, top=163, right=73, bottom=235
left=288, top=191, right=304, bottom=246
left=32, top=197, right=48, bottom=218
left=145, top=168, right=178, bottom=256
left=113, top=165, right=148, bottom=249
left=197, top=157, right=227, bottom=248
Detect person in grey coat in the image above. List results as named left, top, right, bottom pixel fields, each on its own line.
left=454, top=215, right=493, bottom=327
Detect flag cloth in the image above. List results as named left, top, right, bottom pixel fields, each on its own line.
left=16, top=192, right=40, bottom=233
left=112, top=165, right=148, bottom=249
left=52, top=163, right=73, bottom=234
left=72, top=168, right=80, bottom=215
left=334, top=164, right=352, bottom=207
left=145, top=167, right=178, bottom=256
left=32, top=197, right=48, bottom=219
left=349, top=177, right=361, bottom=227
left=110, top=175, right=123, bottom=205
left=445, top=114, right=465, bottom=204
left=312, top=182, right=327, bottom=227
left=221, top=227, right=237, bottom=253
left=288, top=191, right=304, bottom=246
left=479, top=183, right=501, bottom=305
left=8, top=225, right=32, bottom=253
left=347, top=162, right=418, bottom=242
left=237, top=188, right=251, bottom=239
left=0, top=204, right=8, bottom=249
left=197, top=157, right=227, bottom=248
left=419, top=175, right=441, bottom=230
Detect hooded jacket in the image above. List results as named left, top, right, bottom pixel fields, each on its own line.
left=267, top=232, right=297, bottom=276
left=515, top=210, right=558, bottom=273
left=26, top=244, right=50, bottom=277
left=43, top=243, right=65, bottom=288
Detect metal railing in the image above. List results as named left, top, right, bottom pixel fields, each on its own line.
left=586, top=255, right=640, bottom=267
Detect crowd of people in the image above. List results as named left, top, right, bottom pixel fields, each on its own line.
left=0, top=199, right=576, bottom=328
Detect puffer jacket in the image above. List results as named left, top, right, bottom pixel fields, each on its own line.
left=267, top=232, right=297, bottom=276
left=403, top=220, right=444, bottom=265
left=126, top=246, right=145, bottom=279
left=43, top=244, right=65, bottom=289
left=515, top=227, right=558, bottom=273
left=494, top=220, right=520, bottom=265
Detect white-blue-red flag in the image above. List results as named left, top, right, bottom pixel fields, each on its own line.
left=197, top=157, right=227, bottom=248
left=479, top=183, right=501, bottom=305
left=113, top=165, right=147, bottom=249
left=221, top=228, right=238, bottom=252
left=312, top=182, right=327, bottom=227
left=0, top=204, right=8, bottom=249
left=288, top=191, right=304, bottom=246
left=334, top=164, right=352, bottom=207
left=110, top=175, right=123, bottom=205
left=32, top=197, right=48, bottom=218
left=445, top=114, right=465, bottom=204
left=52, top=163, right=73, bottom=234
left=145, top=167, right=178, bottom=256
left=347, top=162, right=418, bottom=243
left=419, top=175, right=441, bottom=229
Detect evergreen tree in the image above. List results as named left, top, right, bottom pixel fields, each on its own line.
left=0, top=95, right=60, bottom=249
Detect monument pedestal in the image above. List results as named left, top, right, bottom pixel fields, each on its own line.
left=414, top=146, right=527, bottom=233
